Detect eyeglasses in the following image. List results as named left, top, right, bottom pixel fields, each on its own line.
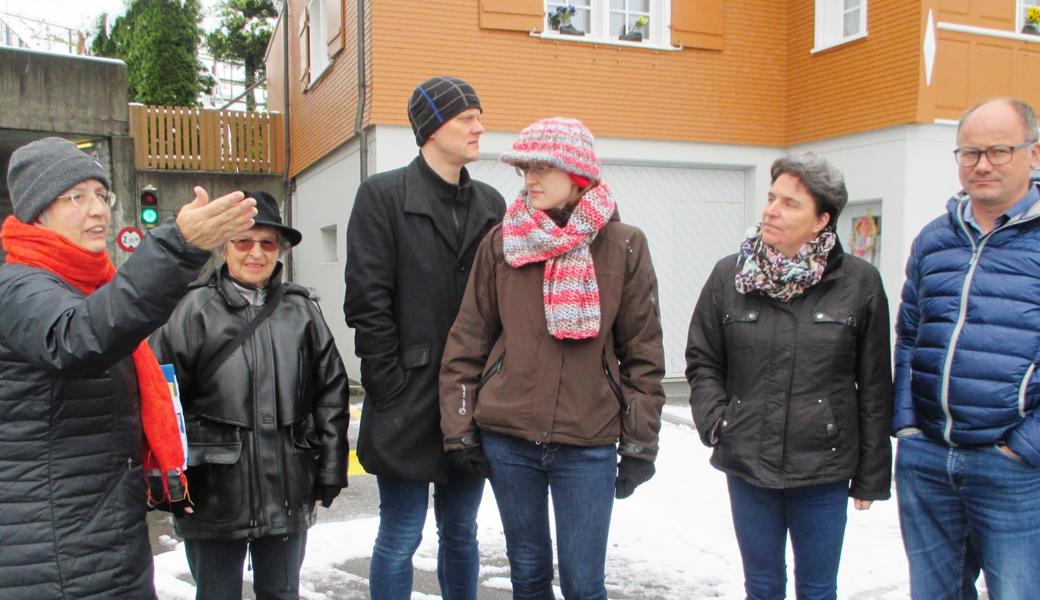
left=55, top=190, right=117, bottom=209
left=953, top=141, right=1036, bottom=167
left=514, top=164, right=553, bottom=177
left=229, top=238, right=279, bottom=252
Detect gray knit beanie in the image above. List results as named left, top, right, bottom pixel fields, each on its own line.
left=407, top=76, right=482, bottom=147
left=7, top=137, right=111, bottom=223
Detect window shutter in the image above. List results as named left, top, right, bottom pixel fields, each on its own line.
left=325, top=0, right=344, bottom=57
left=479, top=0, right=543, bottom=32
left=298, top=8, right=310, bottom=86
left=671, top=0, right=724, bottom=51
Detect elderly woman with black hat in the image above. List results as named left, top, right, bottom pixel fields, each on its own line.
left=686, top=154, right=893, bottom=600
left=439, top=117, right=666, bottom=599
left=0, top=137, right=256, bottom=599
left=152, top=190, right=350, bottom=600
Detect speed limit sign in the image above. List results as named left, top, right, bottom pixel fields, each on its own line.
left=116, top=226, right=144, bottom=253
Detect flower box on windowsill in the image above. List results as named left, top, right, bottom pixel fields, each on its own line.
left=620, top=30, right=643, bottom=42
left=559, top=23, right=585, bottom=36
left=1023, top=23, right=1040, bottom=35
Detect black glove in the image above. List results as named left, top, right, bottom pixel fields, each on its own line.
left=314, top=485, right=342, bottom=508
left=614, top=456, right=655, bottom=499
left=448, top=447, right=493, bottom=479
left=147, top=471, right=193, bottom=517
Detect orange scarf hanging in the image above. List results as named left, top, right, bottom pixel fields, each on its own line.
left=1, top=215, right=187, bottom=502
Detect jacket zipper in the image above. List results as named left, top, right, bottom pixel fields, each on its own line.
left=480, top=353, right=504, bottom=386
left=248, top=328, right=263, bottom=529
left=1018, top=363, right=1036, bottom=418
left=459, top=353, right=503, bottom=416
left=602, top=355, right=628, bottom=413
left=939, top=201, right=1040, bottom=443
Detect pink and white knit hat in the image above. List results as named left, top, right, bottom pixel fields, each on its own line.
left=500, top=117, right=600, bottom=182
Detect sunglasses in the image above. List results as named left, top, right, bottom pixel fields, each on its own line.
left=229, top=238, right=279, bottom=252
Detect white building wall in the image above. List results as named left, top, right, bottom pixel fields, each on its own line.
left=292, top=135, right=367, bottom=377
left=789, top=123, right=961, bottom=322
left=297, top=124, right=781, bottom=379
left=294, top=122, right=970, bottom=382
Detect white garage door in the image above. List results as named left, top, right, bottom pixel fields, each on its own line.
left=468, top=160, right=747, bottom=379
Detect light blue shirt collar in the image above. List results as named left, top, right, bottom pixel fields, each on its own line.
left=963, top=184, right=1040, bottom=235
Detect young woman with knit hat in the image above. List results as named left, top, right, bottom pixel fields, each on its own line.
left=440, top=117, right=666, bottom=599
left=0, top=137, right=257, bottom=599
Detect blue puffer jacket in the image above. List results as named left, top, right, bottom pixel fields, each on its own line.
left=893, top=185, right=1040, bottom=466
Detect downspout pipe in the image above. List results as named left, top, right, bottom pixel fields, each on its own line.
left=282, top=2, right=295, bottom=280
left=354, top=0, right=368, bottom=180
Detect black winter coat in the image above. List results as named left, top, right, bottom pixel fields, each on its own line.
left=686, top=247, right=893, bottom=500
left=344, top=156, right=505, bottom=483
left=0, top=222, right=211, bottom=599
left=153, top=265, right=350, bottom=540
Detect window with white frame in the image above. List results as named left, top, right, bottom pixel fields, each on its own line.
left=1019, top=0, right=1040, bottom=32
left=307, top=0, right=330, bottom=83
left=544, top=1, right=669, bottom=45
left=814, top=0, right=867, bottom=51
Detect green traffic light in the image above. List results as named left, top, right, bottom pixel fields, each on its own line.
left=141, top=207, right=159, bottom=226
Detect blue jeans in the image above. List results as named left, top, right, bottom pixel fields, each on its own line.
left=482, top=430, right=616, bottom=600
left=184, top=532, right=307, bottom=600
left=726, top=475, right=850, bottom=600
left=895, top=432, right=1040, bottom=600
left=369, top=473, right=485, bottom=600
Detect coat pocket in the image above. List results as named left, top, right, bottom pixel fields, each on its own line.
left=184, top=416, right=245, bottom=523
left=722, top=308, right=761, bottom=354
left=809, top=307, right=858, bottom=362
left=285, top=418, right=321, bottom=509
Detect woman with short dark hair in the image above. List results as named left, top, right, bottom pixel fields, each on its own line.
left=686, top=153, right=893, bottom=600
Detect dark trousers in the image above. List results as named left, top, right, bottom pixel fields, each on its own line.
left=184, top=531, right=307, bottom=600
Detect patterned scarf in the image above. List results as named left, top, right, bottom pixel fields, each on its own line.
left=734, top=224, right=836, bottom=302
left=502, top=184, right=616, bottom=339
left=1, top=215, right=187, bottom=503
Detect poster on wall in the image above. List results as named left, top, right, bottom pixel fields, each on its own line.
left=849, top=210, right=881, bottom=268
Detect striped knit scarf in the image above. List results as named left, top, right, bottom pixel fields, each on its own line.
left=502, top=184, right=616, bottom=339
left=1, top=215, right=187, bottom=503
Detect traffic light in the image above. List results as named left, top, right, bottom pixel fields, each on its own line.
left=140, top=185, right=159, bottom=228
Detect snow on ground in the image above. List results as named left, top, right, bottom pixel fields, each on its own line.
left=154, top=410, right=913, bottom=599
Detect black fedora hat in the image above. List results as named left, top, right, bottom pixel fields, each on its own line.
left=244, top=190, right=302, bottom=247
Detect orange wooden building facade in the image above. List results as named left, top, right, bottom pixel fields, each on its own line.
left=268, top=0, right=1040, bottom=178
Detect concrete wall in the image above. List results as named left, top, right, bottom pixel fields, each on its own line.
left=0, top=47, right=134, bottom=263
left=0, top=47, right=130, bottom=136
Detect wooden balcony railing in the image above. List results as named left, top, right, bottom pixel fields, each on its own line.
left=129, top=104, right=284, bottom=173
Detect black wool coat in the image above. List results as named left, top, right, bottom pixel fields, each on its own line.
left=686, top=246, right=894, bottom=500
left=0, top=222, right=211, bottom=599
left=344, top=156, right=506, bottom=483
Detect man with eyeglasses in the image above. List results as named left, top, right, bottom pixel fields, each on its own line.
left=892, top=97, right=1040, bottom=599
left=343, top=76, right=505, bottom=599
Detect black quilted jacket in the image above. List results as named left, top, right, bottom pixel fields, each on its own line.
left=0, top=222, right=210, bottom=599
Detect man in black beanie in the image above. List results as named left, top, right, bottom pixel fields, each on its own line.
left=343, top=76, right=505, bottom=599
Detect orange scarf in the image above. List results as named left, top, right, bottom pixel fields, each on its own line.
left=1, top=215, right=186, bottom=502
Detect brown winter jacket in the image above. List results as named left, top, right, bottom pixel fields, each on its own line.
left=440, top=213, right=666, bottom=461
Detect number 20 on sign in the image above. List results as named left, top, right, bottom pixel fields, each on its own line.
left=117, top=226, right=144, bottom=253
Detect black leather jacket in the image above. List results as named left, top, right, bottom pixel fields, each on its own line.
left=153, top=265, right=350, bottom=540
left=0, top=222, right=211, bottom=599
left=686, top=247, right=893, bottom=500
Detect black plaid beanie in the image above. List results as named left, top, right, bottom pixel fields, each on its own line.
left=407, top=76, right=482, bottom=146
